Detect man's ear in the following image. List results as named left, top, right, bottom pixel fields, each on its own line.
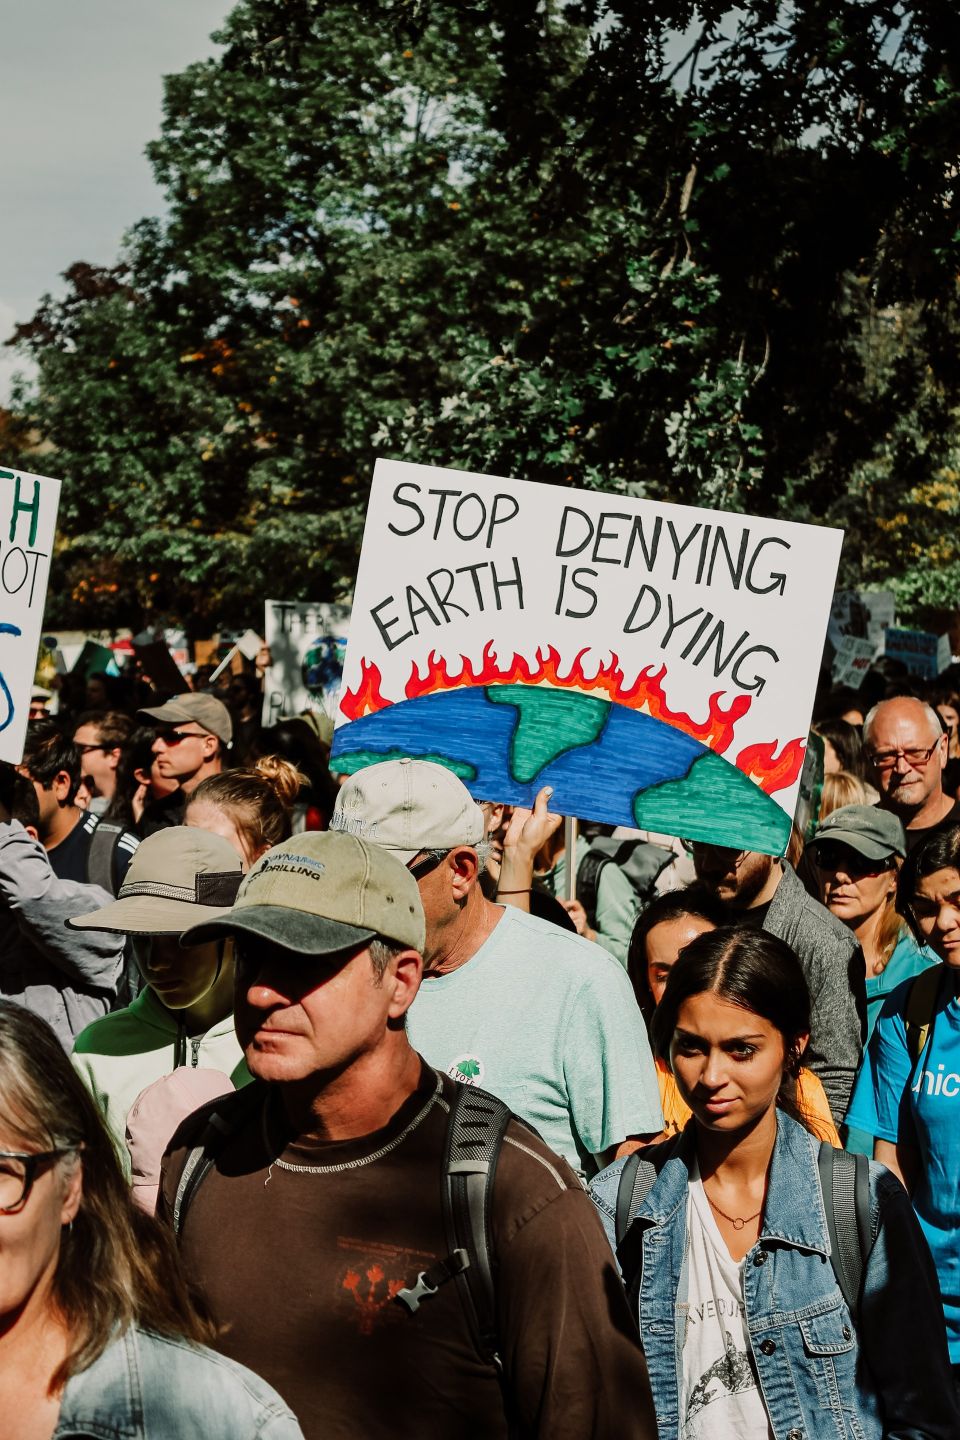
left=24, top=825, right=40, bottom=842
left=387, top=948, right=423, bottom=1018
left=53, top=769, right=73, bottom=806
left=448, top=846, right=480, bottom=901
left=200, top=733, right=218, bottom=761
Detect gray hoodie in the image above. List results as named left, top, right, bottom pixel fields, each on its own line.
left=762, top=861, right=866, bottom=1124
left=0, top=820, right=123, bottom=1047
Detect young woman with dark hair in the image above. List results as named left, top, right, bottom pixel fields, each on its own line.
left=0, top=1002, right=303, bottom=1438
left=847, top=824, right=960, bottom=1394
left=627, top=895, right=838, bottom=1145
left=591, top=925, right=957, bottom=1440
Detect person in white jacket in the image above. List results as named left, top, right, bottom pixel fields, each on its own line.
left=69, top=827, right=249, bottom=1159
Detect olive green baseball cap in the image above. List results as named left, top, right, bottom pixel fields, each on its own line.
left=137, top=691, right=233, bottom=745
left=181, top=830, right=425, bottom=956
left=67, top=827, right=244, bottom=935
left=811, top=804, right=907, bottom=861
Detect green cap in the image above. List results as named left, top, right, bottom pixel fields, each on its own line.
left=811, top=804, right=907, bottom=861
left=180, top=830, right=425, bottom=956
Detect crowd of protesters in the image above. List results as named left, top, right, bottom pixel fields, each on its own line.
left=2, top=645, right=960, bottom=1436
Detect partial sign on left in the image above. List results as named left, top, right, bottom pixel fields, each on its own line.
left=0, top=466, right=61, bottom=763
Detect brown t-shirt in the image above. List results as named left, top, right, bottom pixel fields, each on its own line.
left=160, top=1064, right=654, bottom=1440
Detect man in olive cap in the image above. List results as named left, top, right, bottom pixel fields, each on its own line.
left=160, top=831, right=655, bottom=1440
left=137, top=693, right=232, bottom=829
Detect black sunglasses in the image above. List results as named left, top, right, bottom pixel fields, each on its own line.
left=407, top=849, right=450, bottom=882
left=811, top=840, right=894, bottom=878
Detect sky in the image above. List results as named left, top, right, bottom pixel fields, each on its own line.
left=0, top=0, right=232, bottom=402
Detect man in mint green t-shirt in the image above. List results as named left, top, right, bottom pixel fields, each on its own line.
left=332, top=759, right=663, bottom=1178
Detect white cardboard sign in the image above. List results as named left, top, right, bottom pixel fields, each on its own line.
left=330, top=459, right=843, bottom=850
left=262, top=601, right=351, bottom=725
left=0, top=465, right=61, bottom=763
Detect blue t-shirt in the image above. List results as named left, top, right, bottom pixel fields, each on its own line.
left=406, top=904, right=663, bottom=1178
left=845, top=965, right=960, bottom=1359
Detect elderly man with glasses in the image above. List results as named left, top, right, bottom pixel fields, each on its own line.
left=688, top=836, right=865, bottom=1125
left=864, top=696, right=960, bottom=851
left=331, top=758, right=662, bottom=1179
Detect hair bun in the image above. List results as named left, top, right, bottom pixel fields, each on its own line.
left=253, top=755, right=305, bottom=809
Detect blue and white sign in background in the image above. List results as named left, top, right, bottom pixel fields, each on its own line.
left=0, top=466, right=60, bottom=763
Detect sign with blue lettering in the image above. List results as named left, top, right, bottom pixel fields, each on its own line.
left=0, top=466, right=61, bottom=763
left=330, top=459, right=844, bottom=856
left=884, top=627, right=951, bottom=680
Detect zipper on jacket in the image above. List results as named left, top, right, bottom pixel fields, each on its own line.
left=174, top=1019, right=186, bottom=1068
left=190, top=1036, right=202, bottom=1067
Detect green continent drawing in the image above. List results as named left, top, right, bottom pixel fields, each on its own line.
left=633, top=751, right=791, bottom=856
left=487, top=685, right=610, bottom=783
left=333, top=749, right=477, bottom=781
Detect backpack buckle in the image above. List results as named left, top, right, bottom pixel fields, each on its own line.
left=395, top=1248, right=469, bottom=1314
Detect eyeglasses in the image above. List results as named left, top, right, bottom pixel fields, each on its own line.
left=75, top=743, right=108, bottom=755
left=407, top=849, right=450, bottom=882
left=681, top=839, right=747, bottom=865
left=0, top=1148, right=77, bottom=1214
left=866, top=740, right=940, bottom=772
left=155, top=729, right=206, bottom=746
left=810, top=841, right=894, bottom=879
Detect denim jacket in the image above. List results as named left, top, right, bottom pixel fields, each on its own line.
left=53, top=1325, right=305, bottom=1438
left=590, top=1113, right=958, bottom=1440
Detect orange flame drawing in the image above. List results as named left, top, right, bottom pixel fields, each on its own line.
left=734, top=738, right=806, bottom=795
left=344, top=643, right=753, bottom=754
left=340, top=658, right=390, bottom=720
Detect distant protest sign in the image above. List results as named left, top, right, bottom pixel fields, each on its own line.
left=884, top=627, right=951, bottom=680
left=828, top=590, right=894, bottom=657
left=0, top=466, right=60, bottom=763
left=330, top=459, right=844, bottom=855
left=262, top=601, right=351, bottom=725
left=831, top=635, right=876, bottom=689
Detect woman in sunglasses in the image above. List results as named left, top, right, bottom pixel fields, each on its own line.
left=0, top=1001, right=304, bottom=1438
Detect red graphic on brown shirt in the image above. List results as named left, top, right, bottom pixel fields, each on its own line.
left=336, top=1235, right=436, bottom=1335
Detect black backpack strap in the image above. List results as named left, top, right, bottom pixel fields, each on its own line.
left=172, top=1089, right=261, bottom=1238
left=614, top=1151, right=659, bottom=1247
left=86, top=821, right=123, bottom=896
left=818, top=1144, right=871, bottom=1324
left=575, top=847, right=609, bottom=927
left=395, top=1083, right=511, bottom=1368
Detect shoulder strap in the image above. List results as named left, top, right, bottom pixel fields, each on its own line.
left=818, top=1145, right=871, bottom=1324
left=905, top=963, right=943, bottom=1063
left=614, top=1151, right=659, bottom=1247
left=171, top=1090, right=260, bottom=1237
left=575, top=847, right=609, bottom=925
left=395, top=1083, right=513, bottom=1365
left=86, top=820, right=123, bottom=896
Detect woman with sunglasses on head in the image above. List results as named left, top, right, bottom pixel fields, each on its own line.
left=846, top=826, right=960, bottom=1399
left=0, top=1001, right=304, bottom=1439
left=590, top=926, right=958, bottom=1440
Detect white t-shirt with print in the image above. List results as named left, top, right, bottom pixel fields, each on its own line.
left=681, top=1172, right=773, bottom=1439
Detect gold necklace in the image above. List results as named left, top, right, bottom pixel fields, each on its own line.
left=705, top=1190, right=762, bottom=1231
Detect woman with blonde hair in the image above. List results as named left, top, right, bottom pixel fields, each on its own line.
left=0, top=1001, right=303, bottom=1438
left=818, top=768, right=866, bottom=820
left=184, top=755, right=304, bottom=870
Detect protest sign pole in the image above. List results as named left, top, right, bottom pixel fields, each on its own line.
left=208, top=643, right=240, bottom=683
left=564, top=816, right=579, bottom=902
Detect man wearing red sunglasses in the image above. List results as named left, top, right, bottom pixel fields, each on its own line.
left=137, top=693, right=233, bottom=825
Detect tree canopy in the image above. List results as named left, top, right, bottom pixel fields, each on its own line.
left=7, top=0, right=959, bottom=632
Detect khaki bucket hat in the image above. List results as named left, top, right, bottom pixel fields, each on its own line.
left=67, top=827, right=244, bottom=935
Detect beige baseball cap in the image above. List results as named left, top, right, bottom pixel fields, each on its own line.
left=181, top=830, right=425, bottom=955
left=330, top=758, right=484, bottom=865
left=137, top=692, right=233, bottom=745
left=67, top=827, right=244, bottom=934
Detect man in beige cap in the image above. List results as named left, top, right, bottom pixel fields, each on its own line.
left=331, top=758, right=663, bottom=1177
left=136, top=692, right=233, bottom=828
left=160, top=831, right=655, bottom=1440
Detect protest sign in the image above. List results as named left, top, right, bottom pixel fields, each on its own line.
left=330, top=459, right=844, bottom=856
left=0, top=466, right=60, bottom=763
left=831, top=635, right=876, bottom=689
left=828, top=590, right=894, bottom=657
left=262, top=601, right=351, bottom=725
left=884, top=627, right=952, bottom=680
